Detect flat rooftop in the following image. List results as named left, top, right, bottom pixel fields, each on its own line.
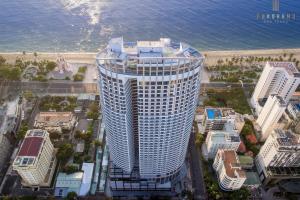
left=102, top=37, right=202, bottom=61
left=210, top=131, right=240, bottom=143
left=35, top=112, right=74, bottom=123
left=14, top=130, right=47, bottom=166
left=205, top=107, right=236, bottom=120
left=274, top=129, right=300, bottom=147
left=268, top=62, right=300, bottom=76
left=222, top=150, right=246, bottom=179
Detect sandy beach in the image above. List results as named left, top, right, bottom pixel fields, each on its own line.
left=1, top=48, right=300, bottom=66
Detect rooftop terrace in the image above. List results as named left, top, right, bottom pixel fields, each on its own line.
left=268, top=62, right=300, bottom=76
left=274, top=129, right=300, bottom=147
left=222, top=150, right=246, bottom=179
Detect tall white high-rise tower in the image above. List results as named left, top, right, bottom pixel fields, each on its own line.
left=97, top=38, right=203, bottom=182
left=251, top=62, right=300, bottom=114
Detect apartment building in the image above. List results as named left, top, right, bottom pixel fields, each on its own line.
left=13, top=129, right=57, bottom=187
left=251, top=62, right=300, bottom=114
left=213, top=149, right=246, bottom=191
left=255, top=129, right=300, bottom=185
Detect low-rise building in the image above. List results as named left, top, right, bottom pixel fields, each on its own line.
left=34, top=112, right=76, bottom=133
left=255, top=129, right=300, bottom=185
left=55, top=172, right=84, bottom=197
left=238, top=155, right=254, bottom=169
left=13, top=129, right=57, bottom=187
left=213, top=149, right=246, bottom=191
left=197, top=107, right=244, bottom=134
left=204, top=129, right=240, bottom=159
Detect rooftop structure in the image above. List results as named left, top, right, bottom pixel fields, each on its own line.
left=286, top=101, right=300, bottom=120
left=34, top=112, right=76, bottom=133
left=213, top=149, right=246, bottom=191
left=197, top=107, right=245, bottom=134
left=268, top=62, right=299, bottom=76
left=255, top=129, right=300, bottom=185
left=55, top=172, right=84, bottom=198
left=13, top=129, right=57, bottom=187
left=79, top=163, right=94, bottom=196
left=204, top=130, right=240, bottom=159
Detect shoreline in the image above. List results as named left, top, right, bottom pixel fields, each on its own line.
left=1, top=48, right=300, bottom=66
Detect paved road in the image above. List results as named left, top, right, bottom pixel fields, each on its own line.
left=189, top=129, right=207, bottom=200
left=0, top=80, right=254, bottom=96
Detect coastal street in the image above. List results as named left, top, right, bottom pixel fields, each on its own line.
left=0, top=80, right=255, bottom=97
left=189, top=129, right=207, bottom=200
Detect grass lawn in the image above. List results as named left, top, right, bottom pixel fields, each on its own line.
left=204, top=88, right=251, bottom=114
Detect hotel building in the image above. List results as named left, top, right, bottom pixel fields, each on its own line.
left=251, top=62, right=300, bottom=114
left=256, top=95, right=287, bottom=141
left=97, top=38, right=203, bottom=186
left=13, top=129, right=57, bottom=187
left=213, top=149, right=246, bottom=191
left=255, top=129, right=300, bottom=185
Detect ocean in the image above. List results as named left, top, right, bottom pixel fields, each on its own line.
left=0, top=0, right=299, bottom=52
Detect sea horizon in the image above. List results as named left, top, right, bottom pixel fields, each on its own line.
left=0, top=0, right=300, bottom=52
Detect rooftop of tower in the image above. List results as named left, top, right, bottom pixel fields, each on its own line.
left=102, top=37, right=202, bottom=60
left=273, top=129, right=300, bottom=148
left=268, top=62, right=300, bottom=77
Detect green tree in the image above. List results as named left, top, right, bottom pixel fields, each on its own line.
left=46, top=61, right=57, bottom=72
left=73, top=74, right=84, bottom=81
left=17, top=123, right=29, bottom=141
left=93, top=139, right=102, bottom=147
left=57, top=143, right=74, bottom=164
left=195, top=133, right=204, bottom=147
left=62, top=165, right=79, bottom=174
left=49, top=131, right=61, bottom=140
left=65, top=192, right=77, bottom=200
left=33, top=52, right=38, bottom=57
left=228, top=187, right=250, bottom=199
left=0, top=55, right=6, bottom=65
left=78, top=66, right=87, bottom=73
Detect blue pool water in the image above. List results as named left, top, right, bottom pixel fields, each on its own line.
left=0, top=0, right=300, bottom=52
left=207, top=109, right=222, bottom=120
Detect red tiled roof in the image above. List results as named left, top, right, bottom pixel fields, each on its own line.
left=246, top=134, right=258, bottom=144
left=18, top=137, right=44, bottom=157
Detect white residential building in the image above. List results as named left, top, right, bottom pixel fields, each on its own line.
left=251, top=62, right=300, bottom=114
left=213, top=149, right=246, bottom=191
left=205, top=130, right=241, bottom=159
left=97, top=37, right=203, bottom=182
left=256, top=95, right=287, bottom=141
left=197, top=107, right=245, bottom=134
left=255, top=129, right=300, bottom=185
left=34, top=112, right=76, bottom=133
left=13, top=129, right=57, bottom=187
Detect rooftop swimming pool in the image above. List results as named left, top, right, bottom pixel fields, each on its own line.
left=206, top=108, right=222, bottom=120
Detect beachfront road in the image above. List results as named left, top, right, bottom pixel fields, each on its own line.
left=0, top=80, right=255, bottom=95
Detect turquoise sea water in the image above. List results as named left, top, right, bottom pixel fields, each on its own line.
left=0, top=0, right=299, bottom=51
